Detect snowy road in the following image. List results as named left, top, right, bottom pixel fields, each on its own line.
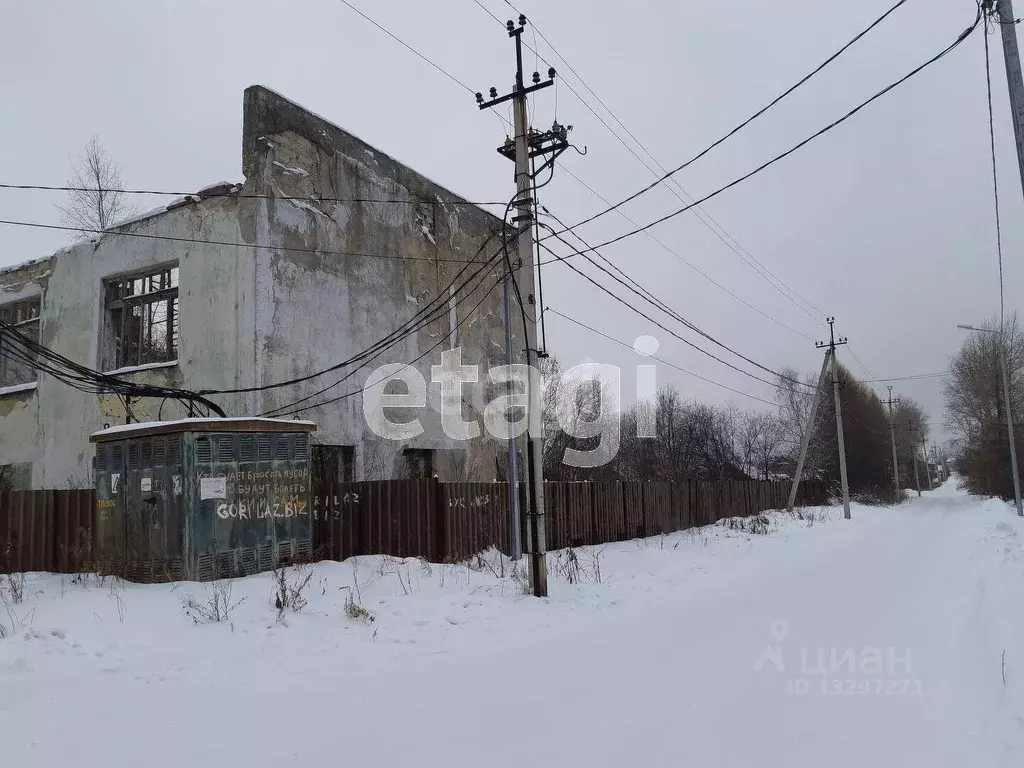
left=4, top=481, right=1023, bottom=766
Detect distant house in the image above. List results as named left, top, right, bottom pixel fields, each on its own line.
left=0, top=86, right=527, bottom=488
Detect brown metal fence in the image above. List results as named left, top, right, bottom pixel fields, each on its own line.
left=311, top=478, right=826, bottom=563
left=0, top=490, right=95, bottom=574
left=1, top=480, right=825, bottom=575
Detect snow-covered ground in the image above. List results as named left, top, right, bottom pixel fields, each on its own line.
left=2, top=479, right=1023, bottom=766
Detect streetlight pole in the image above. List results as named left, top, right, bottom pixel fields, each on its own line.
left=957, top=323, right=1024, bottom=516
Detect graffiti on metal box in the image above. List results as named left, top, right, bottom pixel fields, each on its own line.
left=216, top=496, right=308, bottom=520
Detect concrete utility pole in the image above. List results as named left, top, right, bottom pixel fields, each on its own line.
left=788, top=318, right=850, bottom=518
left=885, top=386, right=901, bottom=497
left=922, top=436, right=934, bottom=491
left=500, top=277, right=522, bottom=558
left=908, top=423, right=922, bottom=497
left=957, top=323, right=1023, bottom=516
left=822, top=319, right=852, bottom=521
left=986, top=0, right=1024, bottom=198
left=477, top=15, right=571, bottom=596
left=786, top=348, right=833, bottom=512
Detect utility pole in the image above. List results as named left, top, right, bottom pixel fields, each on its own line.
left=922, top=436, right=934, bottom=491
left=788, top=318, right=850, bottom=518
left=477, top=15, right=570, bottom=597
left=786, top=348, right=832, bottom=512
left=985, top=0, right=1024, bottom=199
left=908, top=422, right=922, bottom=497
left=884, top=386, right=901, bottom=497
left=819, top=318, right=851, bottom=519
left=501, top=276, right=522, bottom=559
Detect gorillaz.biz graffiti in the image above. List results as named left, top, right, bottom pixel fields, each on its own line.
left=207, top=468, right=310, bottom=521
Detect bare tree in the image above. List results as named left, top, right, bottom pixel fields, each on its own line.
left=740, top=411, right=787, bottom=480
left=56, top=135, right=138, bottom=236
left=943, top=313, right=1024, bottom=498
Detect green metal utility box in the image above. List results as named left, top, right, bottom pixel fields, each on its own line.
left=90, top=418, right=316, bottom=582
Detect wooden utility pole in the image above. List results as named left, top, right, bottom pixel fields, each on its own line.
left=477, top=15, right=571, bottom=596
left=885, top=386, right=901, bottom=497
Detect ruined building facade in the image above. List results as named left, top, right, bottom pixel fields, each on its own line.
left=0, top=86, right=525, bottom=489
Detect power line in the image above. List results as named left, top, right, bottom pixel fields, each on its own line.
left=0, top=218, right=496, bottom=266
left=537, top=238, right=789, bottom=391
left=539, top=176, right=817, bottom=341
left=984, top=23, right=1007, bottom=330
left=261, top=222, right=523, bottom=413
left=0, top=182, right=506, bottom=207
left=846, top=345, right=878, bottom=380
left=0, top=320, right=223, bottom=416
left=339, top=0, right=471, bottom=95
left=541, top=0, right=914, bottom=239
left=547, top=307, right=780, bottom=407
left=536, top=9, right=982, bottom=265
left=337, top=0, right=511, bottom=131
left=861, top=371, right=950, bottom=383
left=271, top=270, right=510, bottom=417
left=474, top=0, right=825, bottom=321
left=536, top=219, right=811, bottom=388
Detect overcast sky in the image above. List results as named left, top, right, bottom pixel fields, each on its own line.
left=0, top=0, right=1017, bottom=442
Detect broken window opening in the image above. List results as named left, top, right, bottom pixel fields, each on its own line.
left=0, top=297, right=41, bottom=388
left=105, top=265, right=179, bottom=370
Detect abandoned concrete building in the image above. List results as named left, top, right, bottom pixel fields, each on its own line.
left=0, top=85, right=527, bottom=489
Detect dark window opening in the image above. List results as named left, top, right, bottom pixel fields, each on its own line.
left=105, top=266, right=178, bottom=370
left=313, top=445, right=354, bottom=485
left=403, top=448, right=434, bottom=479
left=0, top=297, right=41, bottom=388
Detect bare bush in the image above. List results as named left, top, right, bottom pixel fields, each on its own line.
left=2, top=573, right=26, bottom=604
left=376, top=555, right=414, bottom=595
left=722, top=514, right=773, bottom=536
left=550, top=547, right=605, bottom=585
left=271, top=564, right=313, bottom=620
left=343, top=589, right=374, bottom=623
left=181, top=581, right=244, bottom=624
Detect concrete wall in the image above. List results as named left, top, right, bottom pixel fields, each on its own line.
left=0, top=259, right=49, bottom=487
left=240, top=86, right=526, bottom=481
left=0, top=85, right=530, bottom=486
left=0, top=193, right=253, bottom=487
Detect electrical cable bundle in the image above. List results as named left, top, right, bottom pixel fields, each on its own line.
left=0, top=319, right=225, bottom=417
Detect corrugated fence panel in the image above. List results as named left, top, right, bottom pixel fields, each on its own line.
left=564, top=483, right=595, bottom=547
left=0, top=491, right=52, bottom=573
left=53, top=490, right=96, bottom=573
left=622, top=482, right=645, bottom=540
left=645, top=482, right=674, bottom=535
left=590, top=481, right=624, bottom=544
left=545, top=482, right=570, bottom=551
left=444, top=482, right=508, bottom=562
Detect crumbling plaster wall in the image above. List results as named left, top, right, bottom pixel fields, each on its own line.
left=241, top=86, right=528, bottom=481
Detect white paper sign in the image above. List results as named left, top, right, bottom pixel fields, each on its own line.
left=111, top=473, right=121, bottom=494
left=200, top=477, right=227, bottom=500
left=172, top=475, right=182, bottom=496
left=140, top=476, right=152, bottom=492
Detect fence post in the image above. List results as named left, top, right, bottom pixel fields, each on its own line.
left=50, top=489, right=59, bottom=573
left=432, top=478, right=444, bottom=562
